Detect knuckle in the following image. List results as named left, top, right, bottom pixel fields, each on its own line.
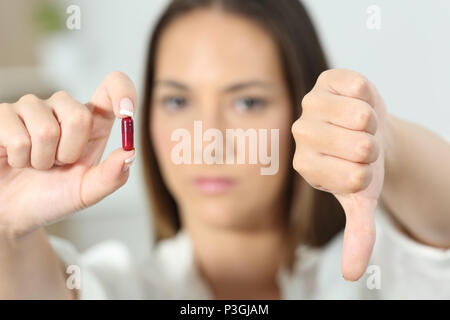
left=291, top=122, right=297, bottom=137
left=348, top=165, right=371, bottom=193
left=356, top=136, right=375, bottom=162
left=291, top=119, right=303, bottom=137
left=350, top=75, right=369, bottom=97
left=51, top=90, right=71, bottom=100
left=69, top=109, right=92, bottom=129
left=10, top=137, right=31, bottom=151
left=291, top=121, right=296, bottom=136
left=291, top=119, right=309, bottom=140
left=37, top=124, right=60, bottom=141
left=301, top=92, right=316, bottom=111
left=18, top=94, right=40, bottom=104
left=317, top=70, right=332, bottom=83
left=357, top=106, right=372, bottom=129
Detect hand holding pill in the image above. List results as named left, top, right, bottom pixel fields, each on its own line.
left=0, top=71, right=137, bottom=240
left=292, top=69, right=390, bottom=281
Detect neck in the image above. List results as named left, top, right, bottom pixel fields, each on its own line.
left=183, top=210, right=288, bottom=299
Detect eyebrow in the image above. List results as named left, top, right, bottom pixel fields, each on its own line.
left=154, top=79, right=274, bottom=92
left=154, top=80, right=189, bottom=90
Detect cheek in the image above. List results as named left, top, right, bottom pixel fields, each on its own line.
left=150, top=111, right=188, bottom=202
left=262, top=106, right=293, bottom=187
left=238, top=105, right=293, bottom=202
left=151, top=110, right=175, bottom=162
left=150, top=109, right=194, bottom=196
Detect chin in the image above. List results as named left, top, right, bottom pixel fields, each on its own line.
left=195, top=199, right=255, bottom=230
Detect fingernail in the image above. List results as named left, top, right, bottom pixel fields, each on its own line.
left=119, top=97, right=134, bottom=117
left=342, top=274, right=357, bottom=282
left=125, top=154, right=135, bottom=164
left=123, top=153, right=136, bottom=172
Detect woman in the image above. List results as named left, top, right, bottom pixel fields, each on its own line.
left=0, top=0, right=449, bottom=299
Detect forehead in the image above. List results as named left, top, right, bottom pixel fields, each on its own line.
left=154, top=8, right=284, bottom=85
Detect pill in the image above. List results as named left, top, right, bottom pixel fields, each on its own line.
left=121, top=116, right=134, bottom=151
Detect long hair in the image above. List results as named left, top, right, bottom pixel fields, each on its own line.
left=140, top=0, right=346, bottom=271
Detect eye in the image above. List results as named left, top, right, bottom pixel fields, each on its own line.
left=162, top=96, right=188, bottom=111
left=234, top=97, right=267, bottom=113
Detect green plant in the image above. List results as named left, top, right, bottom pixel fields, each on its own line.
left=32, top=1, right=65, bottom=35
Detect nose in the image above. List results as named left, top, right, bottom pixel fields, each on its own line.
left=193, top=96, right=227, bottom=163
left=196, top=98, right=224, bottom=131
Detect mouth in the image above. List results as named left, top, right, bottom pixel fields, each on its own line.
left=193, top=176, right=236, bottom=195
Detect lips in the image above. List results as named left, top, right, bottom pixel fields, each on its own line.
left=194, top=177, right=236, bottom=194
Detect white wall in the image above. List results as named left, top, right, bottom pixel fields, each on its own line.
left=303, top=0, right=450, bottom=139
left=25, top=0, right=450, bottom=259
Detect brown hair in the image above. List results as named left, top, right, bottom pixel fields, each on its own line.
left=140, top=0, right=346, bottom=271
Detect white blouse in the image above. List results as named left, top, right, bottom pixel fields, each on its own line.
left=48, top=205, right=450, bottom=299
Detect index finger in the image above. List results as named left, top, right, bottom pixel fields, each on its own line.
left=315, top=69, right=376, bottom=107
left=88, top=71, right=138, bottom=120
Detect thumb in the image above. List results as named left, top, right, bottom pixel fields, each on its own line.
left=80, top=148, right=136, bottom=208
left=82, top=71, right=137, bottom=167
left=334, top=144, right=385, bottom=281
left=335, top=193, right=377, bottom=281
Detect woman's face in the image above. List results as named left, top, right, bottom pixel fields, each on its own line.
left=150, top=9, right=292, bottom=230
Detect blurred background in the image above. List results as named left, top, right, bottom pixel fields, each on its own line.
left=1, top=0, right=449, bottom=261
